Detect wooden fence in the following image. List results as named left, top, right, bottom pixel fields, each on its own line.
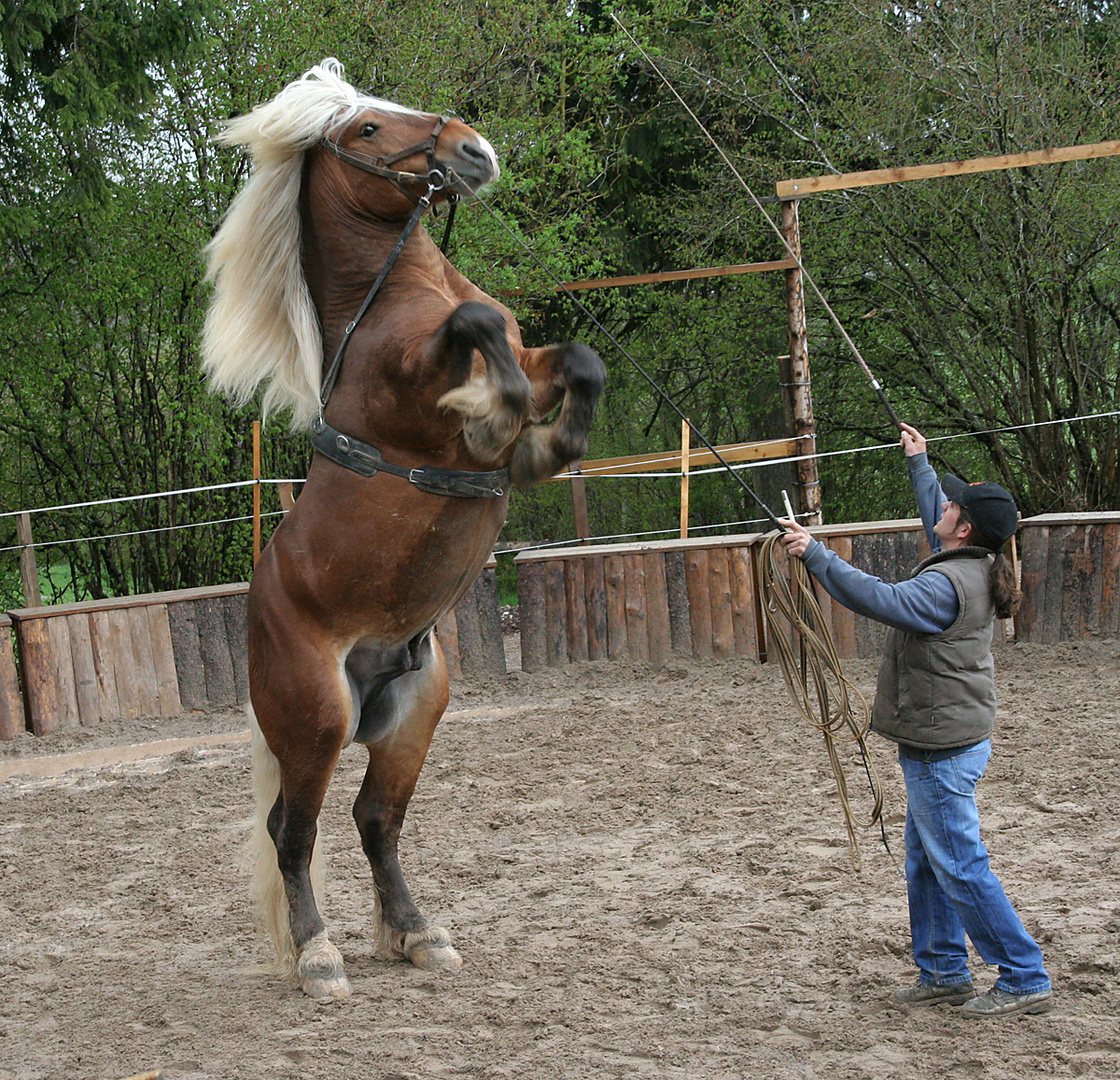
left=0, top=567, right=503, bottom=739
left=1, top=513, right=1116, bottom=738
left=513, top=512, right=1120, bottom=670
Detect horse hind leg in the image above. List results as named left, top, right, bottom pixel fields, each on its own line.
left=248, top=707, right=352, bottom=999
left=352, top=634, right=462, bottom=972
left=510, top=342, right=606, bottom=486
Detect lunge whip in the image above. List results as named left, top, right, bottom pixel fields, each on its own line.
left=610, top=15, right=892, bottom=864
left=610, top=14, right=903, bottom=433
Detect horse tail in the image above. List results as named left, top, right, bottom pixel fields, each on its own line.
left=248, top=705, right=326, bottom=979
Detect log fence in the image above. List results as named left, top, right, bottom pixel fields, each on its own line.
left=1, top=513, right=1116, bottom=738
left=514, top=512, right=1120, bottom=670
left=0, top=566, right=504, bottom=739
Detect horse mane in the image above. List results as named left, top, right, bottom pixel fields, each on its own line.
left=201, top=59, right=421, bottom=430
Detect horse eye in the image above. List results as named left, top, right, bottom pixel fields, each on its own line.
left=359, top=122, right=379, bottom=138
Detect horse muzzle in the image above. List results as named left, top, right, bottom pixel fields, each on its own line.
left=440, top=136, right=500, bottom=198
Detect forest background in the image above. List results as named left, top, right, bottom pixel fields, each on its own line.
left=2, top=0, right=1118, bottom=606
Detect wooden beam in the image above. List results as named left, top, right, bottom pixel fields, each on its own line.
left=559, top=258, right=798, bottom=291
left=16, top=513, right=42, bottom=608
left=782, top=200, right=822, bottom=525
left=569, top=461, right=590, bottom=543
left=498, top=259, right=798, bottom=297
left=554, top=438, right=802, bottom=480
left=776, top=139, right=1120, bottom=199
left=680, top=419, right=691, bottom=539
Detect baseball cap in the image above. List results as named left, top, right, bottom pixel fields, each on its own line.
left=940, top=474, right=1019, bottom=547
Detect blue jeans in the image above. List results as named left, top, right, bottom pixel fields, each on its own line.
left=899, top=740, right=1050, bottom=994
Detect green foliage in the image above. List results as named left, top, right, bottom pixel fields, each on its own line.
left=1, top=0, right=1118, bottom=606
left=0, top=0, right=221, bottom=195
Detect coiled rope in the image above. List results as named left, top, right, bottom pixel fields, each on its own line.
left=757, top=530, right=885, bottom=869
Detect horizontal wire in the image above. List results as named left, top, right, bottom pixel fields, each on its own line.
left=4, top=409, right=1115, bottom=551
left=0, top=480, right=307, bottom=521
left=0, top=511, right=287, bottom=555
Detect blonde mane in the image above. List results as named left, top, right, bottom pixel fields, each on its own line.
left=201, top=59, right=422, bottom=430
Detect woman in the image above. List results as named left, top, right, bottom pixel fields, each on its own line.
left=779, top=423, right=1053, bottom=1019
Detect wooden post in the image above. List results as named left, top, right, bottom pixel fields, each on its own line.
left=252, top=421, right=262, bottom=566
left=0, top=615, right=24, bottom=739
left=782, top=200, right=823, bottom=525
left=517, top=561, right=547, bottom=672
left=680, top=419, right=691, bottom=539
left=1008, top=532, right=1021, bottom=643
left=17, top=513, right=42, bottom=608
left=569, top=461, right=590, bottom=543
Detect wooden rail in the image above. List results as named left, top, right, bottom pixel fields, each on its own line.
left=776, top=140, right=1120, bottom=199
left=2, top=513, right=1117, bottom=737
left=553, top=438, right=803, bottom=479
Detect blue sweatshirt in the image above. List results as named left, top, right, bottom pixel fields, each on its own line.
left=799, top=453, right=959, bottom=635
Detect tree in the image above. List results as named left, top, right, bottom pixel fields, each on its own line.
left=3, top=0, right=1117, bottom=609
left=639, top=0, right=1120, bottom=519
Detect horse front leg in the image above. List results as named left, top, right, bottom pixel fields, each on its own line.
left=434, top=300, right=533, bottom=462
left=508, top=342, right=606, bottom=485
left=352, top=633, right=462, bottom=971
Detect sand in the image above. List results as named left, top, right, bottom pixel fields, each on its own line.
left=1, top=639, right=1117, bottom=1079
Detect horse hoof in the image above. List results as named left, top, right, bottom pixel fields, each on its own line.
left=302, top=972, right=353, bottom=999
left=400, top=927, right=463, bottom=971
left=298, top=933, right=351, bottom=999
left=408, top=942, right=463, bottom=971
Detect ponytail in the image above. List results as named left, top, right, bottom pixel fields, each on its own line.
left=990, top=552, right=1021, bottom=620
left=958, top=506, right=1021, bottom=619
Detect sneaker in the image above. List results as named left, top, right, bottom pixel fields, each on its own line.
left=890, top=980, right=976, bottom=1007
left=960, top=987, right=1054, bottom=1018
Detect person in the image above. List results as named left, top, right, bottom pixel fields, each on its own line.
left=779, top=422, right=1053, bottom=1019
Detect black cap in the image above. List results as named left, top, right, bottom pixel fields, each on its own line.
left=940, top=474, right=1019, bottom=547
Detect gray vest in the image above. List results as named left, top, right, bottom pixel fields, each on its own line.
left=871, top=552, right=996, bottom=750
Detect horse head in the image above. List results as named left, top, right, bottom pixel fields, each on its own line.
left=318, top=105, right=499, bottom=219
left=202, top=59, right=501, bottom=430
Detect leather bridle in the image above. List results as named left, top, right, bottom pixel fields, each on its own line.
left=320, top=114, right=452, bottom=201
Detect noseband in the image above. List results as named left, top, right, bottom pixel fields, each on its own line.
left=313, top=115, right=505, bottom=500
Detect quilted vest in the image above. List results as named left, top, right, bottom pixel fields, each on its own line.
left=871, top=551, right=997, bottom=750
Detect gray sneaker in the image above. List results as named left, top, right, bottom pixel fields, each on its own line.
left=961, top=987, right=1054, bottom=1018
left=891, top=980, right=976, bottom=1007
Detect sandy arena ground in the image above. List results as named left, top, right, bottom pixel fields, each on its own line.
left=1, top=638, right=1118, bottom=1080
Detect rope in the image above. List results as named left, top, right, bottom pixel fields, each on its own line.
left=757, top=530, right=885, bottom=869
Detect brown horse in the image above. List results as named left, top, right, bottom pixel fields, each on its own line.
left=202, top=60, right=604, bottom=998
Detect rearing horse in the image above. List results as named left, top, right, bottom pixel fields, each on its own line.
left=202, top=60, right=605, bottom=998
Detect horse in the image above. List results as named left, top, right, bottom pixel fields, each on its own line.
left=201, top=59, right=605, bottom=998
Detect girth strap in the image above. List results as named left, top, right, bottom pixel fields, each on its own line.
left=311, top=418, right=508, bottom=499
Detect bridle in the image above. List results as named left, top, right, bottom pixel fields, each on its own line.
left=311, top=113, right=505, bottom=500
left=320, top=113, right=461, bottom=250
left=320, top=113, right=454, bottom=201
